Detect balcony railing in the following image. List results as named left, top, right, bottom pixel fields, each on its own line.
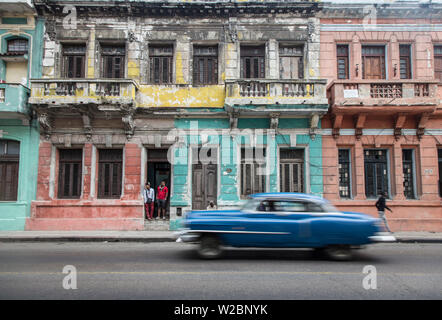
left=329, top=80, right=439, bottom=108
left=0, top=83, right=30, bottom=115
left=225, top=79, right=327, bottom=106
left=29, top=79, right=138, bottom=106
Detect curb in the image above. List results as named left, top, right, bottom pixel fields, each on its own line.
left=0, top=237, right=176, bottom=243
left=0, top=237, right=441, bottom=243
left=394, top=238, right=442, bottom=244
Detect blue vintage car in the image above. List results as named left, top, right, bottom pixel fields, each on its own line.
left=176, top=193, right=396, bottom=260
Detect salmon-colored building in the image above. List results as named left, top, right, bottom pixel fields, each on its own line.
left=320, top=3, right=442, bottom=231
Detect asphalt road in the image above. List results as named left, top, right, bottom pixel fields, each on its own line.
left=0, top=242, right=441, bottom=300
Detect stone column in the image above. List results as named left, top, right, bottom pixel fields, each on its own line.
left=393, top=139, right=405, bottom=200
left=122, top=143, right=142, bottom=201
left=389, top=35, right=400, bottom=80
left=82, top=143, right=93, bottom=200
left=351, top=35, right=362, bottom=80
left=354, top=139, right=366, bottom=200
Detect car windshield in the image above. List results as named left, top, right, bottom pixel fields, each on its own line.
left=241, top=199, right=261, bottom=211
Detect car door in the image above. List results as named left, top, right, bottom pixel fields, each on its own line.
left=223, top=199, right=291, bottom=247
left=271, top=200, right=323, bottom=247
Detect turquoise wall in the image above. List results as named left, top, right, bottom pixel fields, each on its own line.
left=0, top=120, right=40, bottom=230
left=0, top=17, right=44, bottom=230
left=171, top=117, right=324, bottom=212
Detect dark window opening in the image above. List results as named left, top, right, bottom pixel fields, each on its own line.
left=362, top=46, right=386, bottom=79
left=364, top=149, right=389, bottom=198
left=63, top=44, right=86, bottom=78
left=58, top=149, right=82, bottom=199
left=337, top=45, right=349, bottom=80
left=193, top=46, right=218, bottom=85
left=434, top=46, right=442, bottom=82
left=241, top=147, right=266, bottom=197
left=0, top=140, right=20, bottom=201
left=438, top=149, right=442, bottom=197
left=400, top=44, right=412, bottom=79
left=279, top=45, right=304, bottom=79
left=98, top=149, right=123, bottom=199
left=101, top=45, right=125, bottom=78
left=402, top=149, right=416, bottom=199
left=338, top=149, right=351, bottom=198
left=279, top=148, right=304, bottom=193
left=149, top=45, right=173, bottom=84
left=7, top=38, right=28, bottom=54
left=241, top=45, right=265, bottom=79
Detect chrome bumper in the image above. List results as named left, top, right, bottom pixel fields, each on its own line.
left=174, top=230, right=201, bottom=243
left=369, top=233, right=397, bottom=242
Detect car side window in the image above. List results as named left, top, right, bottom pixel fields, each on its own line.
left=272, top=201, right=325, bottom=213
left=257, top=201, right=273, bottom=212
left=306, top=202, right=324, bottom=213
left=273, top=201, right=307, bottom=212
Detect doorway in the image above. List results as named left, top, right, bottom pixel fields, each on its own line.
left=192, top=147, right=217, bottom=210
left=146, top=149, right=171, bottom=219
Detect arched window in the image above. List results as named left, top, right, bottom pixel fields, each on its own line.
left=0, top=139, right=20, bottom=201
left=7, top=38, right=28, bottom=55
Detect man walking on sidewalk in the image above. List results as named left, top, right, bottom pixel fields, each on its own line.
left=375, top=191, right=393, bottom=233
left=143, top=182, right=155, bottom=221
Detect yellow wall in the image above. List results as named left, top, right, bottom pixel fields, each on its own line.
left=6, top=61, right=28, bottom=85
left=137, top=85, right=225, bottom=108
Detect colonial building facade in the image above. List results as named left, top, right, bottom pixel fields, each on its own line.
left=26, top=0, right=327, bottom=231
left=0, top=0, right=439, bottom=232
left=0, top=0, right=43, bottom=230
left=320, top=2, right=442, bottom=231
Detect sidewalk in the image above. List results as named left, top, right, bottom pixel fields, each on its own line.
left=0, top=231, right=441, bottom=243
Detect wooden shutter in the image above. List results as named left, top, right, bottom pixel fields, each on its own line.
left=98, top=149, right=123, bottom=199
left=58, top=149, right=82, bottom=199
left=149, top=45, right=173, bottom=84
left=101, top=45, right=125, bottom=78
left=63, top=44, right=86, bottom=78
left=241, top=45, right=265, bottom=79
left=337, top=45, right=349, bottom=80
left=435, top=46, right=442, bottom=82
left=362, top=46, right=385, bottom=79
left=0, top=140, right=20, bottom=201
left=400, top=45, right=411, bottom=79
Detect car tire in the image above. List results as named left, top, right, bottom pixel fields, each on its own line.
left=197, top=235, right=223, bottom=259
left=323, top=245, right=353, bottom=261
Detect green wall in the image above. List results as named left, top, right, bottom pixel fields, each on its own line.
left=171, top=117, right=324, bottom=213
left=0, top=17, right=44, bottom=230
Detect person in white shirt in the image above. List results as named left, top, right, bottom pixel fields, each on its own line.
left=206, top=201, right=217, bottom=210
left=143, top=182, right=155, bottom=220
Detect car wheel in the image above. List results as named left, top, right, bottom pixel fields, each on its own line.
left=323, top=245, right=353, bottom=261
left=197, top=235, right=223, bottom=259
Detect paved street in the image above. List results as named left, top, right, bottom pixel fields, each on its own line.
left=0, top=242, right=441, bottom=300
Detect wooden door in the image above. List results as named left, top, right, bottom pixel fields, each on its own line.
left=362, top=46, right=385, bottom=79
left=192, top=163, right=217, bottom=210
left=363, top=56, right=383, bottom=79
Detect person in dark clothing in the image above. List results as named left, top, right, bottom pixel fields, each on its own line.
left=375, top=192, right=392, bottom=232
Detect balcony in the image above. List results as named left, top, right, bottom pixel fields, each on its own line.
left=29, top=79, right=139, bottom=108
left=328, top=80, right=439, bottom=115
left=224, top=79, right=328, bottom=115
left=0, top=83, right=30, bottom=119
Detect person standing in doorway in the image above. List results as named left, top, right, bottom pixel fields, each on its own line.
left=143, top=182, right=155, bottom=221
left=375, top=191, right=393, bottom=233
left=157, top=180, right=169, bottom=220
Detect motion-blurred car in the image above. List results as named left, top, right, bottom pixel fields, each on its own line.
left=176, top=193, right=395, bottom=260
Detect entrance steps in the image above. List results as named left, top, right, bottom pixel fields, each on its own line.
left=144, top=219, right=170, bottom=231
